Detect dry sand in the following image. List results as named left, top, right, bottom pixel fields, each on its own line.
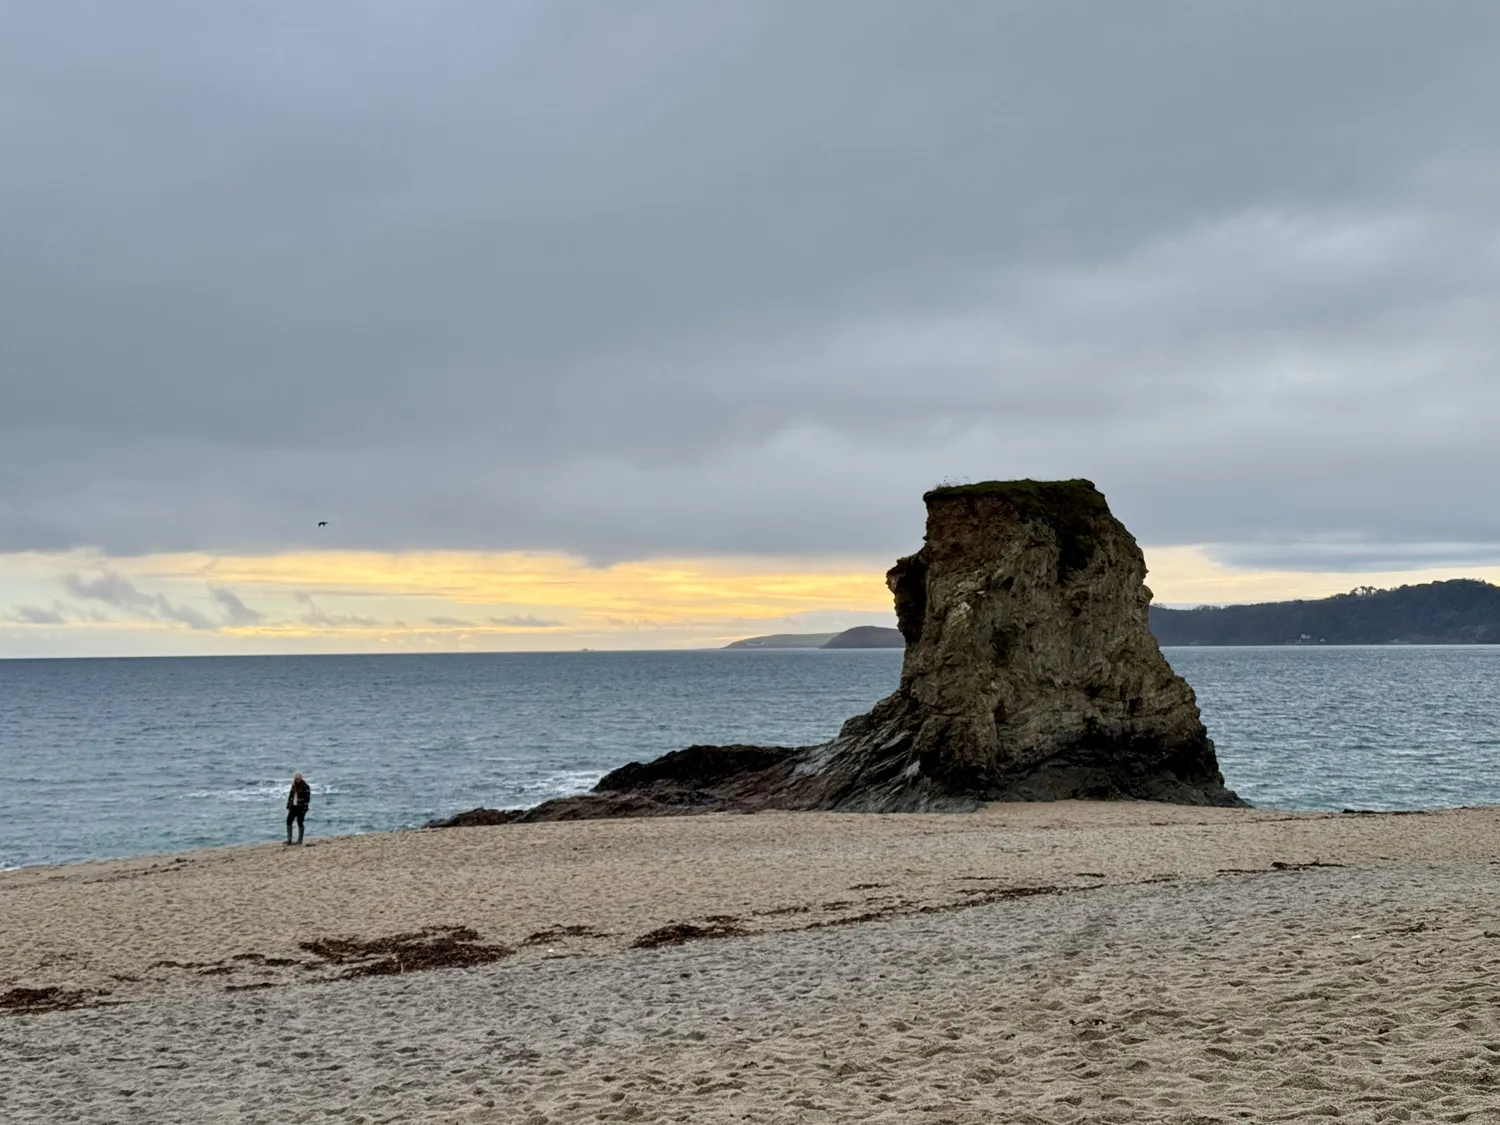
left=4, top=802, right=1500, bottom=1122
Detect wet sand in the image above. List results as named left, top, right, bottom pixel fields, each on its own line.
left=4, top=802, right=1500, bottom=1122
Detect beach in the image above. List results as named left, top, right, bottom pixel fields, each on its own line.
left=5, top=803, right=1500, bottom=1122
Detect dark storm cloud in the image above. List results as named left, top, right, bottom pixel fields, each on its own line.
left=4, top=2, right=1500, bottom=568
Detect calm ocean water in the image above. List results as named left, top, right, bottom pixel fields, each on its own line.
left=3, top=646, right=1499, bottom=869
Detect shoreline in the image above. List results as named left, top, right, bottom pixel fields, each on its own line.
left=2, top=796, right=1487, bottom=877
left=6, top=801, right=1498, bottom=1004
left=7, top=801, right=1500, bottom=1121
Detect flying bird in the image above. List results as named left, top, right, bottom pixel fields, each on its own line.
left=317, top=521, right=327, bottom=528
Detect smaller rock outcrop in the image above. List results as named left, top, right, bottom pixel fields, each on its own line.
left=820, top=626, right=904, bottom=649
left=723, top=625, right=904, bottom=649
left=432, top=479, right=1242, bottom=828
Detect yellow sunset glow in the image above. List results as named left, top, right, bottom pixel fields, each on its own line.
left=130, top=551, right=895, bottom=623
left=0, top=549, right=899, bottom=654
left=6, top=544, right=1500, bottom=657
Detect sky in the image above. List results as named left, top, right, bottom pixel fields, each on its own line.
left=4, top=1, right=1500, bottom=656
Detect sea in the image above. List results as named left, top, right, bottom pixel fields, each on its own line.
left=3, top=646, right=1500, bottom=870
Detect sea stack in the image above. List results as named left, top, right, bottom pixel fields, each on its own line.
left=434, top=479, right=1241, bottom=826
left=779, top=479, right=1242, bottom=809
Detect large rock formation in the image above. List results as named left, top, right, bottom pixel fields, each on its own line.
left=430, top=480, right=1241, bottom=827
left=793, top=479, right=1242, bottom=809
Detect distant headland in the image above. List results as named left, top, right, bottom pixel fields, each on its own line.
left=729, top=579, right=1500, bottom=649
left=723, top=625, right=905, bottom=649
left=1151, top=579, right=1500, bottom=645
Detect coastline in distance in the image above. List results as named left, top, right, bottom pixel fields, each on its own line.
left=1151, top=578, right=1500, bottom=645
left=725, top=579, right=1500, bottom=649
left=724, top=625, right=904, bottom=650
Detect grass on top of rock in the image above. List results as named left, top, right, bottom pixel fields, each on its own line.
left=923, top=477, right=1104, bottom=512
left=923, top=479, right=1111, bottom=578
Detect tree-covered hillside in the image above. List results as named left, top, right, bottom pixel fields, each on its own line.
left=1150, top=579, right=1500, bottom=645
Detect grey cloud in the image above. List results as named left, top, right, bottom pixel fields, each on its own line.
left=63, top=571, right=217, bottom=630
left=64, top=572, right=145, bottom=608
left=426, top=616, right=469, bottom=627
left=210, top=586, right=264, bottom=625
left=4, top=604, right=67, bottom=625
left=293, top=593, right=385, bottom=629
left=1205, top=540, right=1500, bottom=574
left=4, top=3, right=1500, bottom=571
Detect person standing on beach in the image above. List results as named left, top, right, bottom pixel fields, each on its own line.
left=285, top=772, right=311, bottom=845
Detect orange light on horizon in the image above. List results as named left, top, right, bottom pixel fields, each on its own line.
left=7, top=545, right=1500, bottom=656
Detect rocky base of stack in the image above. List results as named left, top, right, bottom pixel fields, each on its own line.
left=428, top=715, right=1241, bottom=828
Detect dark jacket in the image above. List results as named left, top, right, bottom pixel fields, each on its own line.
left=287, top=778, right=311, bottom=811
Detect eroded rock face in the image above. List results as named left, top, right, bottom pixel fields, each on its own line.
left=784, top=480, right=1241, bottom=809
left=432, top=479, right=1241, bottom=826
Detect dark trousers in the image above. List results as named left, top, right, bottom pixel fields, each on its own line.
left=286, top=807, right=306, bottom=843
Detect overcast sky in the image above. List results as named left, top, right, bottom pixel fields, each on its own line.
left=4, top=2, right=1500, bottom=652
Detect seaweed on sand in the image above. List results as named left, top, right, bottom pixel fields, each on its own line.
left=300, top=925, right=513, bottom=979
left=0, top=985, right=103, bottom=1015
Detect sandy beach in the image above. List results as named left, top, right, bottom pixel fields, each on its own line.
left=5, top=802, right=1500, bottom=1122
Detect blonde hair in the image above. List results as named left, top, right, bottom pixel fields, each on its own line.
left=293, top=771, right=304, bottom=781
